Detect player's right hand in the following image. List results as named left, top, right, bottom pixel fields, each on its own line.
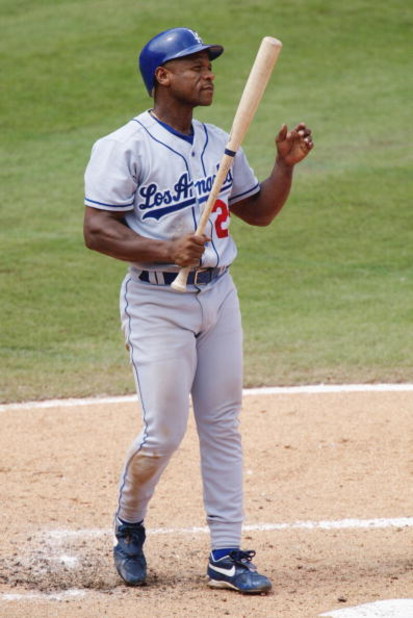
left=169, top=234, right=210, bottom=268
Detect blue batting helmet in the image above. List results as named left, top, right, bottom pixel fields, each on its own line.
left=139, top=28, right=224, bottom=96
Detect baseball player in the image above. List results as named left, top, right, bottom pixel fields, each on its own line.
left=83, top=27, right=313, bottom=594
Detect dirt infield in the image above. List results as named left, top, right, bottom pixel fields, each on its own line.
left=0, top=388, right=412, bottom=617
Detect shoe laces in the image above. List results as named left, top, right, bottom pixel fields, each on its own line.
left=228, top=549, right=257, bottom=571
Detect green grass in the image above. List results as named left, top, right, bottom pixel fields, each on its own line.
left=1, top=0, right=412, bottom=401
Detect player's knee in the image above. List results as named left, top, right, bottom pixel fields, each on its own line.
left=146, top=430, right=185, bottom=456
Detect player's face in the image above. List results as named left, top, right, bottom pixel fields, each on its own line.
left=162, top=52, right=215, bottom=107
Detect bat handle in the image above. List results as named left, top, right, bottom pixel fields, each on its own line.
left=170, top=266, right=191, bottom=292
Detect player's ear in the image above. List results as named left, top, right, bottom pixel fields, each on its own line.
left=154, top=66, right=171, bottom=88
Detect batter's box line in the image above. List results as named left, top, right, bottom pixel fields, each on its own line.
left=1, top=590, right=86, bottom=603
left=44, top=516, right=413, bottom=541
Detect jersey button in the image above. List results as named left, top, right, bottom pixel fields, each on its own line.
left=191, top=151, right=195, bottom=157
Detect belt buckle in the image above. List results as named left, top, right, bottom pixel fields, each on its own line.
left=193, top=269, right=209, bottom=285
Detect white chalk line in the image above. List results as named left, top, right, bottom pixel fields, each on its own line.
left=320, top=598, right=413, bottom=618
left=1, top=383, right=413, bottom=412
left=45, top=516, right=413, bottom=541
left=1, top=589, right=86, bottom=602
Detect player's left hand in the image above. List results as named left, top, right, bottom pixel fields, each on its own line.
left=275, top=123, right=314, bottom=167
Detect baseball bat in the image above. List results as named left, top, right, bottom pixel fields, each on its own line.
left=171, top=36, right=283, bottom=292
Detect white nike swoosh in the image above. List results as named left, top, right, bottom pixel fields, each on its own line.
left=209, top=563, right=236, bottom=577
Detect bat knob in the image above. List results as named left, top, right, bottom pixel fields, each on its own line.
left=170, top=268, right=190, bottom=292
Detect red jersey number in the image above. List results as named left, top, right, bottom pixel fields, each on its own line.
left=212, top=199, right=230, bottom=238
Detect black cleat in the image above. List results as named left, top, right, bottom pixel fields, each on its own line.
left=113, top=521, right=147, bottom=586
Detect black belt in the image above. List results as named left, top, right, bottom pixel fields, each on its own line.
left=138, top=267, right=227, bottom=286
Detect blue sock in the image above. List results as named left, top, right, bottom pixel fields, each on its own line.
left=211, top=547, right=239, bottom=561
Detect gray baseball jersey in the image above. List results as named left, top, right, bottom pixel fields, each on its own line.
left=84, top=110, right=259, bottom=270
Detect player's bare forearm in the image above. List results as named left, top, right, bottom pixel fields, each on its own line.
left=230, top=159, right=294, bottom=226
left=83, top=207, right=207, bottom=267
left=230, top=123, right=313, bottom=227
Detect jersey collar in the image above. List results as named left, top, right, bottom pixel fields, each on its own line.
left=148, top=109, right=194, bottom=144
